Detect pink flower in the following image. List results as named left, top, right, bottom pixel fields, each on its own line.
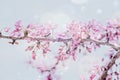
left=14, top=20, right=22, bottom=28
left=4, top=27, right=11, bottom=32
left=86, top=46, right=92, bottom=53
left=80, top=75, right=85, bottom=80
left=107, top=18, right=120, bottom=28
left=32, top=51, right=36, bottom=60
left=9, top=20, right=22, bottom=37
left=90, top=74, right=96, bottom=80
left=25, top=46, right=34, bottom=51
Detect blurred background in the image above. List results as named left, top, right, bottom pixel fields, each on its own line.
left=0, top=0, right=120, bottom=80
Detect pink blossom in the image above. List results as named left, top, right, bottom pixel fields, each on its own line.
left=4, top=27, right=11, bottom=32
left=86, top=46, right=92, bottom=53
left=32, top=51, right=36, bottom=60
left=14, top=20, right=22, bottom=27
left=9, top=20, right=22, bottom=37
left=90, top=74, right=96, bottom=80
left=25, top=46, right=34, bottom=51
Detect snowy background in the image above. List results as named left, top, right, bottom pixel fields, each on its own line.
left=0, top=0, right=120, bottom=80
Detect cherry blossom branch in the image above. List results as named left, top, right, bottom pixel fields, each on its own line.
left=1, top=32, right=120, bottom=50
left=83, top=38, right=120, bottom=51
left=82, top=38, right=120, bottom=79
left=81, top=38, right=120, bottom=51
left=99, top=50, right=120, bottom=80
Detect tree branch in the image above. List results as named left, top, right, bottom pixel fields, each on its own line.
left=98, top=50, right=120, bottom=80
left=82, top=38, right=120, bottom=51
left=1, top=34, right=120, bottom=50
left=0, top=34, right=72, bottom=42
left=82, top=38, right=120, bottom=79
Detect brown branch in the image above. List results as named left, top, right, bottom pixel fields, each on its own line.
left=0, top=35, right=72, bottom=42
left=99, top=50, right=120, bottom=80
left=1, top=33, right=120, bottom=50
left=82, top=38, right=120, bottom=79
left=82, top=38, right=120, bottom=51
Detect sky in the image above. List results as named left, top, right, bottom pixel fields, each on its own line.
left=0, top=0, right=120, bottom=80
